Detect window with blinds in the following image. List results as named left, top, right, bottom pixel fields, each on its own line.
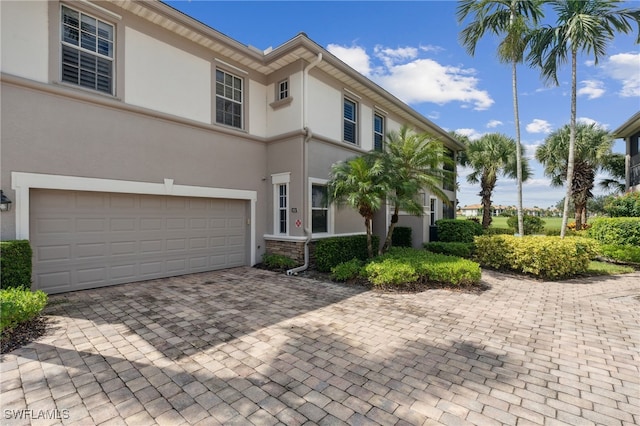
left=343, top=98, right=357, bottom=144
left=61, top=5, right=114, bottom=94
left=374, top=114, right=384, bottom=151
left=216, top=69, right=243, bottom=128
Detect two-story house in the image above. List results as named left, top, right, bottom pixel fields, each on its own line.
left=613, top=112, right=640, bottom=192
left=1, top=0, right=463, bottom=294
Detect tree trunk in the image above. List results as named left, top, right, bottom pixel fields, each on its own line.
left=480, top=174, right=494, bottom=229
left=381, top=206, right=399, bottom=255
left=365, top=217, right=373, bottom=258
left=574, top=203, right=583, bottom=231
left=561, top=49, right=577, bottom=239
left=511, top=20, right=524, bottom=237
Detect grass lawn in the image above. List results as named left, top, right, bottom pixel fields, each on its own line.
left=463, top=216, right=565, bottom=232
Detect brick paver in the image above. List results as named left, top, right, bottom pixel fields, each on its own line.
left=1, top=267, right=638, bottom=425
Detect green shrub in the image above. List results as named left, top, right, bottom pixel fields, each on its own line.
left=599, top=245, right=640, bottom=265
left=604, top=192, right=640, bottom=217
left=435, top=219, right=483, bottom=243
left=506, top=215, right=545, bottom=235
left=474, top=235, right=599, bottom=279
left=0, top=240, right=32, bottom=289
left=588, top=217, right=640, bottom=246
left=330, top=259, right=363, bottom=282
left=484, top=227, right=513, bottom=235
left=262, top=253, right=296, bottom=271
left=315, top=235, right=380, bottom=272
left=391, top=227, right=412, bottom=248
left=361, top=247, right=481, bottom=287
left=0, top=288, right=48, bottom=333
left=424, top=242, right=474, bottom=258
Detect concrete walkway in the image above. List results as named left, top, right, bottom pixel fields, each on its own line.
left=1, top=267, right=638, bottom=425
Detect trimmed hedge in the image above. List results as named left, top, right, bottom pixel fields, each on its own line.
left=424, top=242, right=474, bottom=258
left=484, top=227, right=513, bottom=235
left=0, top=240, right=32, bottom=289
left=599, top=244, right=640, bottom=265
left=506, top=215, right=545, bottom=235
left=605, top=192, right=640, bottom=217
left=435, top=219, right=483, bottom=243
left=315, top=235, right=380, bottom=272
left=474, top=235, right=599, bottom=280
left=588, top=217, right=640, bottom=246
left=361, top=247, right=481, bottom=287
left=262, top=253, right=296, bottom=271
left=0, top=287, right=47, bottom=333
left=330, top=259, right=363, bottom=282
left=391, top=227, right=412, bottom=248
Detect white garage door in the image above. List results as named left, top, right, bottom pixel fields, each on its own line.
left=30, top=189, right=247, bottom=294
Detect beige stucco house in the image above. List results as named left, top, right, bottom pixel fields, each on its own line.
left=0, top=0, right=462, bottom=294
left=613, top=111, right=640, bottom=192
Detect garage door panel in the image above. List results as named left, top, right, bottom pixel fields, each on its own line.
left=31, top=190, right=248, bottom=293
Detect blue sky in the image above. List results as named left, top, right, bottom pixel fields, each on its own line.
left=166, top=1, right=640, bottom=209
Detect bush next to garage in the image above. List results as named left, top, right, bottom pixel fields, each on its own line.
left=424, top=242, right=475, bottom=258
left=330, top=258, right=363, bottom=282
left=0, top=240, right=32, bottom=289
left=361, top=247, right=481, bottom=287
left=262, top=253, right=297, bottom=271
left=391, top=227, right=412, bottom=248
left=315, top=235, right=380, bottom=272
left=474, top=235, right=599, bottom=279
left=435, top=219, right=483, bottom=243
left=0, top=287, right=48, bottom=334
left=588, top=217, right=640, bottom=246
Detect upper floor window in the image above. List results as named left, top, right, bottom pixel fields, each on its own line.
left=216, top=69, right=243, bottom=128
left=374, top=114, right=384, bottom=151
left=343, top=98, right=357, bottom=144
left=61, top=5, right=114, bottom=94
left=278, top=80, right=289, bottom=100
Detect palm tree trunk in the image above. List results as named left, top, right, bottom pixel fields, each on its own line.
left=365, top=217, right=373, bottom=258
left=561, top=49, right=577, bottom=239
left=512, top=59, right=524, bottom=236
left=381, top=206, right=399, bottom=255
left=480, top=173, right=494, bottom=229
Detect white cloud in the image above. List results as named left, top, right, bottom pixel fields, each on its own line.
left=602, top=52, right=640, bottom=97
left=577, top=117, right=609, bottom=129
left=526, top=119, right=552, bottom=134
left=419, top=44, right=444, bottom=53
left=427, top=111, right=440, bottom=120
left=455, top=128, right=484, bottom=141
left=577, top=80, right=605, bottom=99
left=486, top=120, right=503, bottom=128
left=327, top=44, right=372, bottom=76
left=327, top=43, right=494, bottom=111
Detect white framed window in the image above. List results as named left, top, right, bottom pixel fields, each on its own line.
left=374, top=113, right=384, bottom=151
left=343, top=98, right=357, bottom=144
left=60, top=5, right=114, bottom=94
left=310, top=178, right=332, bottom=234
left=429, top=197, right=438, bottom=226
left=272, top=173, right=290, bottom=235
left=278, top=79, right=289, bottom=100
left=215, top=69, right=243, bottom=128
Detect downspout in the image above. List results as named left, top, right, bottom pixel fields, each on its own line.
left=287, top=52, right=322, bottom=275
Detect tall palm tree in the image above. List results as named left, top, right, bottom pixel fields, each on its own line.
left=327, top=155, right=387, bottom=258
left=536, top=123, right=614, bottom=230
left=459, top=133, right=531, bottom=229
left=599, top=153, right=626, bottom=195
left=457, top=0, right=545, bottom=236
left=528, top=0, right=640, bottom=237
left=378, top=125, right=452, bottom=254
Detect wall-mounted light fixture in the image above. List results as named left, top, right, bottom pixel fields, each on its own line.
left=0, top=190, right=12, bottom=212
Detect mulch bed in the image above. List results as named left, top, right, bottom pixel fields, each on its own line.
left=1, top=316, right=48, bottom=354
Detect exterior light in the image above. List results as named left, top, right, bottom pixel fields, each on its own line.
left=0, top=191, right=12, bottom=212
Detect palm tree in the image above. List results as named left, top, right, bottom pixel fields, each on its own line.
left=378, top=125, right=452, bottom=254
left=536, top=123, right=615, bottom=230
left=459, top=133, right=530, bottom=229
left=327, top=155, right=387, bottom=258
left=457, top=0, right=545, bottom=236
left=528, top=0, right=640, bottom=237
left=599, top=153, right=626, bottom=195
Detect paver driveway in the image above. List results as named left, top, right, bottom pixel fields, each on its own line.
left=1, top=267, right=639, bottom=425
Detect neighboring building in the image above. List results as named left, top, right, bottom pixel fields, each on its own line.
left=613, top=111, right=640, bottom=192
left=0, top=0, right=462, bottom=293
left=458, top=204, right=546, bottom=218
